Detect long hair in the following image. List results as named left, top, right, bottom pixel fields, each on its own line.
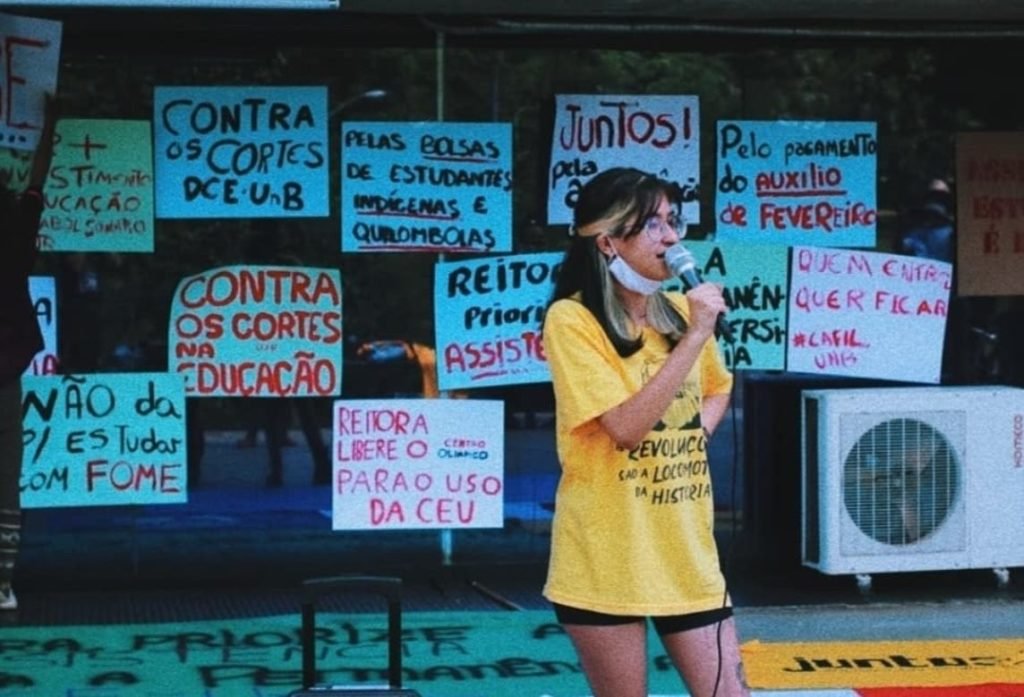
left=549, top=167, right=687, bottom=357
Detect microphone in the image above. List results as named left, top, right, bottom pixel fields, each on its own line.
left=664, top=244, right=735, bottom=343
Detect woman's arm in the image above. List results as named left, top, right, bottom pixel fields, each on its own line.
left=598, top=284, right=725, bottom=450
left=701, top=392, right=731, bottom=437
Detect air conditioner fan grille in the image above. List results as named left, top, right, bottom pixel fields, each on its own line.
left=843, top=417, right=960, bottom=546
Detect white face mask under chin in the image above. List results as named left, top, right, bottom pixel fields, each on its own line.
left=607, top=254, right=663, bottom=295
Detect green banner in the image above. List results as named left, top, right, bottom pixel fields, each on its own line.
left=0, top=610, right=692, bottom=696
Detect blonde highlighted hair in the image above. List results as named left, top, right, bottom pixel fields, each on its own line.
left=551, top=167, right=687, bottom=357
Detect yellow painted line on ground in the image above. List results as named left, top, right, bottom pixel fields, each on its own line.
left=741, top=638, right=1024, bottom=690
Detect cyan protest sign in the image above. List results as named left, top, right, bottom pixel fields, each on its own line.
left=341, top=121, right=512, bottom=253
left=435, top=252, right=561, bottom=390
left=20, top=373, right=187, bottom=508
left=154, top=86, right=328, bottom=218
left=786, top=246, right=950, bottom=383
left=13, top=119, right=155, bottom=252
left=26, top=276, right=57, bottom=376
left=715, top=120, right=878, bottom=247
left=167, top=265, right=343, bottom=397
left=672, top=242, right=788, bottom=371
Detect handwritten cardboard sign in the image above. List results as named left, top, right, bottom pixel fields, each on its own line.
left=435, top=252, right=560, bottom=391
left=153, top=86, right=328, bottom=218
left=715, top=120, right=877, bottom=247
left=26, top=276, right=57, bottom=376
left=167, top=265, right=343, bottom=397
left=21, top=373, right=187, bottom=507
left=341, top=121, right=513, bottom=253
left=955, top=131, right=1024, bottom=296
left=332, top=398, right=504, bottom=530
left=0, top=119, right=156, bottom=252
left=672, top=242, right=788, bottom=371
left=547, top=94, right=700, bottom=226
left=786, top=246, right=950, bottom=383
left=0, top=12, right=61, bottom=151
left=0, top=144, right=32, bottom=193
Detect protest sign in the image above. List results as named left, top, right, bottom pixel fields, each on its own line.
left=436, top=252, right=560, bottom=391
left=341, top=121, right=513, bottom=253
left=0, top=12, right=60, bottom=151
left=26, top=275, right=57, bottom=376
left=955, top=131, right=1024, bottom=296
left=547, top=94, right=700, bottom=227
left=153, top=86, right=328, bottom=218
left=0, top=119, right=156, bottom=252
left=332, top=398, right=504, bottom=530
left=167, top=265, right=343, bottom=397
left=786, top=246, right=950, bottom=383
left=21, top=373, right=187, bottom=507
left=674, top=242, right=788, bottom=371
left=715, top=120, right=877, bottom=247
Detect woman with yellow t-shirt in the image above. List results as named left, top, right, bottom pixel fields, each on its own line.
left=542, top=167, right=750, bottom=697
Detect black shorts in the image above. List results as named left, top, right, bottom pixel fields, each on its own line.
left=553, top=602, right=733, bottom=636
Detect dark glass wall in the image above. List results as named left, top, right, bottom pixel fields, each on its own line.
left=12, top=8, right=1024, bottom=588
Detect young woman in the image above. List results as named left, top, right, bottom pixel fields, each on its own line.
left=542, top=167, right=749, bottom=697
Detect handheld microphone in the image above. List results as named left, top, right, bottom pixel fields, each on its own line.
left=664, top=244, right=735, bottom=343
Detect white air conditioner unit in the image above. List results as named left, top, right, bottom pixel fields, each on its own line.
left=801, top=385, right=1024, bottom=591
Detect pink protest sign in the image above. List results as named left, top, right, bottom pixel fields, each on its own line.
left=332, top=399, right=504, bottom=530
left=956, top=132, right=1024, bottom=296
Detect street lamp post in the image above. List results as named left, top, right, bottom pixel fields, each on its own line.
left=330, top=89, right=389, bottom=118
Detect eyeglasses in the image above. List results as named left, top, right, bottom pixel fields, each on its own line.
left=642, top=213, right=687, bottom=241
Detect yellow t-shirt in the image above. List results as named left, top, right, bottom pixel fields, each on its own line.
left=542, top=292, right=734, bottom=616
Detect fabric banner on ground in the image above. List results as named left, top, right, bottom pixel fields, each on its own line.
left=857, top=684, right=1024, bottom=696
left=742, top=639, right=1024, bottom=689
left=0, top=609, right=677, bottom=697
left=2, top=611, right=1021, bottom=696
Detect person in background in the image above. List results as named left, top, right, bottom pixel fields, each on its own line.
left=262, top=396, right=331, bottom=488
left=899, top=178, right=954, bottom=263
left=0, top=93, right=57, bottom=611
left=356, top=338, right=435, bottom=397
left=542, top=167, right=749, bottom=697
left=236, top=418, right=296, bottom=449
left=898, top=178, right=975, bottom=383
left=238, top=219, right=332, bottom=487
